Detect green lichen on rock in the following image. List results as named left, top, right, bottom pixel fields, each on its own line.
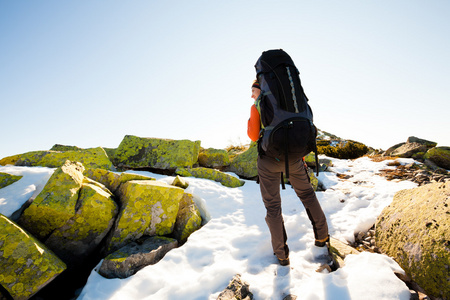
left=228, top=143, right=258, bottom=179
left=114, top=135, right=201, bottom=170
left=424, top=146, right=450, bottom=170
left=317, top=140, right=369, bottom=159
left=0, top=172, right=22, bottom=189
left=198, top=148, right=230, bottom=168
left=176, top=167, right=244, bottom=188
left=84, top=169, right=155, bottom=194
left=375, top=182, right=450, bottom=299
left=0, top=147, right=114, bottom=170
left=50, top=144, right=82, bottom=151
left=105, top=180, right=184, bottom=253
left=0, top=214, right=66, bottom=299
left=45, top=182, right=118, bottom=265
left=173, top=193, right=202, bottom=242
left=18, top=161, right=85, bottom=240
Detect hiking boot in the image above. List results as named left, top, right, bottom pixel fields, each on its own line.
left=278, top=257, right=290, bottom=266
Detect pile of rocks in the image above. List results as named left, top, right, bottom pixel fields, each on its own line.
left=377, top=161, right=450, bottom=186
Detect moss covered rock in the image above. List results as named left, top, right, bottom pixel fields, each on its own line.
left=18, top=161, right=85, bottom=240
left=105, top=180, right=184, bottom=253
left=198, top=148, right=230, bottom=168
left=176, top=167, right=244, bottom=188
left=375, top=182, right=450, bottom=299
left=317, top=140, right=369, bottom=159
left=424, top=146, right=450, bottom=170
left=228, top=143, right=258, bottom=179
left=84, top=169, right=155, bottom=193
left=173, top=193, right=202, bottom=243
left=0, top=214, right=66, bottom=299
left=0, top=147, right=113, bottom=170
left=99, top=236, right=178, bottom=279
left=114, top=135, right=200, bottom=170
left=0, top=172, right=22, bottom=189
left=45, top=182, right=118, bottom=266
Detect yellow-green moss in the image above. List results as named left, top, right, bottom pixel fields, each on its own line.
left=228, top=143, right=258, bottom=178
left=0, top=172, right=23, bottom=189
left=18, top=161, right=84, bottom=240
left=375, top=182, right=450, bottom=298
left=173, top=193, right=202, bottom=242
left=176, top=167, right=244, bottom=188
left=114, top=135, right=201, bottom=169
left=106, top=180, right=184, bottom=252
left=198, top=148, right=230, bottom=168
left=0, top=214, right=66, bottom=299
left=0, top=147, right=113, bottom=170
left=317, top=140, right=369, bottom=159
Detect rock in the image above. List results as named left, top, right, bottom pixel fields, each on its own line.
left=176, top=167, right=245, bottom=188
left=84, top=169, right=155, bottom=194
left=0, top=214, right=66, bottom=299
left=172, top=175, right=189, bottom=189
left=0, top=172, right=22, bottom=189
left=18, top=161, right=85, bottom=240
left=217, top=274, right=253, bottom=300
left=104, top=180, right=184, bottom=253
left=391, top=142, right=428, bottom=158
left=0, top=147, right=114, bottom=170
left=375, top=182, right=450, bottom=299
left=44, top=182, right=118, bottom=266
left=198, top=148, right=230, bottom=168
left=98, top=236, right=178, bottom=279
left=383, top=142, right=405, bottom=157
left=228, top=143, right=258, bottom=179
left=114, top=135, right=201, bottom=170
left=172, top=193, right=202, bottom=243
left=406, top=137, right=437, bottom=148
left=306, top=168, right=319, bottom=191
left=424, top=146, right=450, bottom=170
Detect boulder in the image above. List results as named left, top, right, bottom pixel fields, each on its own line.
left=0, top=214, right=66, bottom=299
left=0, top=172, right=22, bottom=189
left=228, top=144, right=258, bottom=179
left=375, top=182, right=450, bottom=299
left=406, top=136, right=437, bottom=148
left=198, top=148, right=230, bottom=168
left=0, top=147, right=114, bottom=170
left=391, top=142, right=428, bottom=158
left=18, top=161, right=85, bottom=240
left=383, top=142, right=405, bottom=157
left=172, top=175, right=189, bottom=189
left=104, top=180, right=184, bottom=253
left=98, top=236, right=178, bottom=279
left=44, top=182, right=118, bottom=266
left=424, top=146, right=450, bottom=170
left=172, top=193, right=202, bottom=243
left=83, top=169, right=155, bottom=194
left=176, top=167, right=244, bottom=188
left=114, top=135, right=200, bottom=170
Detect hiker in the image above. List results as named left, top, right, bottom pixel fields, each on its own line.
left=247, top=50, right=335, bottom=269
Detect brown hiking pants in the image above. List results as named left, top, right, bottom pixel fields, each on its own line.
left=257, top=155, right=329, bottom=260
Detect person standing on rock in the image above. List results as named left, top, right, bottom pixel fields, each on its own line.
left=247, top=78, right=336, bottom=270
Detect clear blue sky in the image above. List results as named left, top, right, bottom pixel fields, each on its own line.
left=1, top=1, right=449, bottom=159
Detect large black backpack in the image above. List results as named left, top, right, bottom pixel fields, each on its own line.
left=255, top=49, right=319, bottom=181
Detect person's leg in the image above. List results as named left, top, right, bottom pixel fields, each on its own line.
left=257, top=156, right=289, bottom=261
left=288, top=157, right=329, bottom=243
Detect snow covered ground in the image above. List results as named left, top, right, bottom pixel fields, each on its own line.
left=0, top=156, right=418, bottom=300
